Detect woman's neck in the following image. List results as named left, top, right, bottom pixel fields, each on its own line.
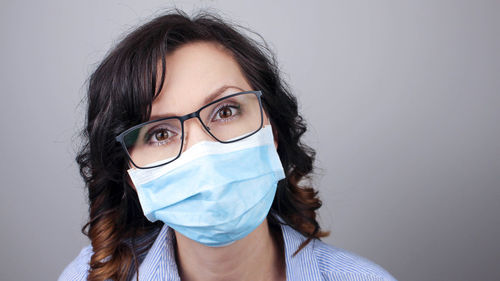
left=174, top=219, right=286, bottom=281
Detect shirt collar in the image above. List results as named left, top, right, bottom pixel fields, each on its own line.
left=134, top=224, right=179, bottom=280
left=135, top=222, right=321, bottom=281
left=281, top=223, right=322, bottom=280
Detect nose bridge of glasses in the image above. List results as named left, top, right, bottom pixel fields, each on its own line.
left=181, top=111, right=213, bottom=152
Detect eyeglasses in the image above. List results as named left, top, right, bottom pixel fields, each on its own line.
left=116, top=90, right=264, bottom=169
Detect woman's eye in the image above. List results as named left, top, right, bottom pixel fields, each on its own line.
left=154, top=130, right=169, bottom=141
left=214, top=105, right=240, bottom=121
left=147, top=128, right=176, bottom=145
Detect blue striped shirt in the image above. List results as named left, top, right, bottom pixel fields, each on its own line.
left=59, top=223, right=397, bottom=280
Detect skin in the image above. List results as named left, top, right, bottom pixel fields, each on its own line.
left=131, top=41, right=286, bottom=281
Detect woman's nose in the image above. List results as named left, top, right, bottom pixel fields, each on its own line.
left=181, top=117, right=214, bottom=152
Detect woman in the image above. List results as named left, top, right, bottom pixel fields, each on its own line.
left=59, top=10, right=397, bottom=281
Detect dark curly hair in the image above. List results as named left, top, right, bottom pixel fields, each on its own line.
left=76, top=9, right=329, bottom=281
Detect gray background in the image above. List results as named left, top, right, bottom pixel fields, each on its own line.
left=1, top=1, right=499, bottom=280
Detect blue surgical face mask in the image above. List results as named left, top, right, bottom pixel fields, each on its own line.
left=127, top=125, right=285, bottom=247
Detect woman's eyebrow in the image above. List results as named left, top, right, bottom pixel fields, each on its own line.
left=202, top=85, right=245, bottom=105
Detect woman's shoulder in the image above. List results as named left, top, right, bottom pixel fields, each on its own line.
left=57, top=244, right=93, bottom=281
left=280, top=223, right=398, bottom=280
left=311, top=238, right=398, bottom=281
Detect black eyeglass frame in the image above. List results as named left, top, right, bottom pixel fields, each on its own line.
left=115, top=90, right=264, bottom=169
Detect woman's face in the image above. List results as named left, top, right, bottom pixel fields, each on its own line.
left=149, top=41, right=275, bottom=153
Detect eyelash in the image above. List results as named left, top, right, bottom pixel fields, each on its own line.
left=210, top=102, right=241, bottom=122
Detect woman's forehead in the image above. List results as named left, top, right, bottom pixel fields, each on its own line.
left=150, top=41, right=251, bottom=118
